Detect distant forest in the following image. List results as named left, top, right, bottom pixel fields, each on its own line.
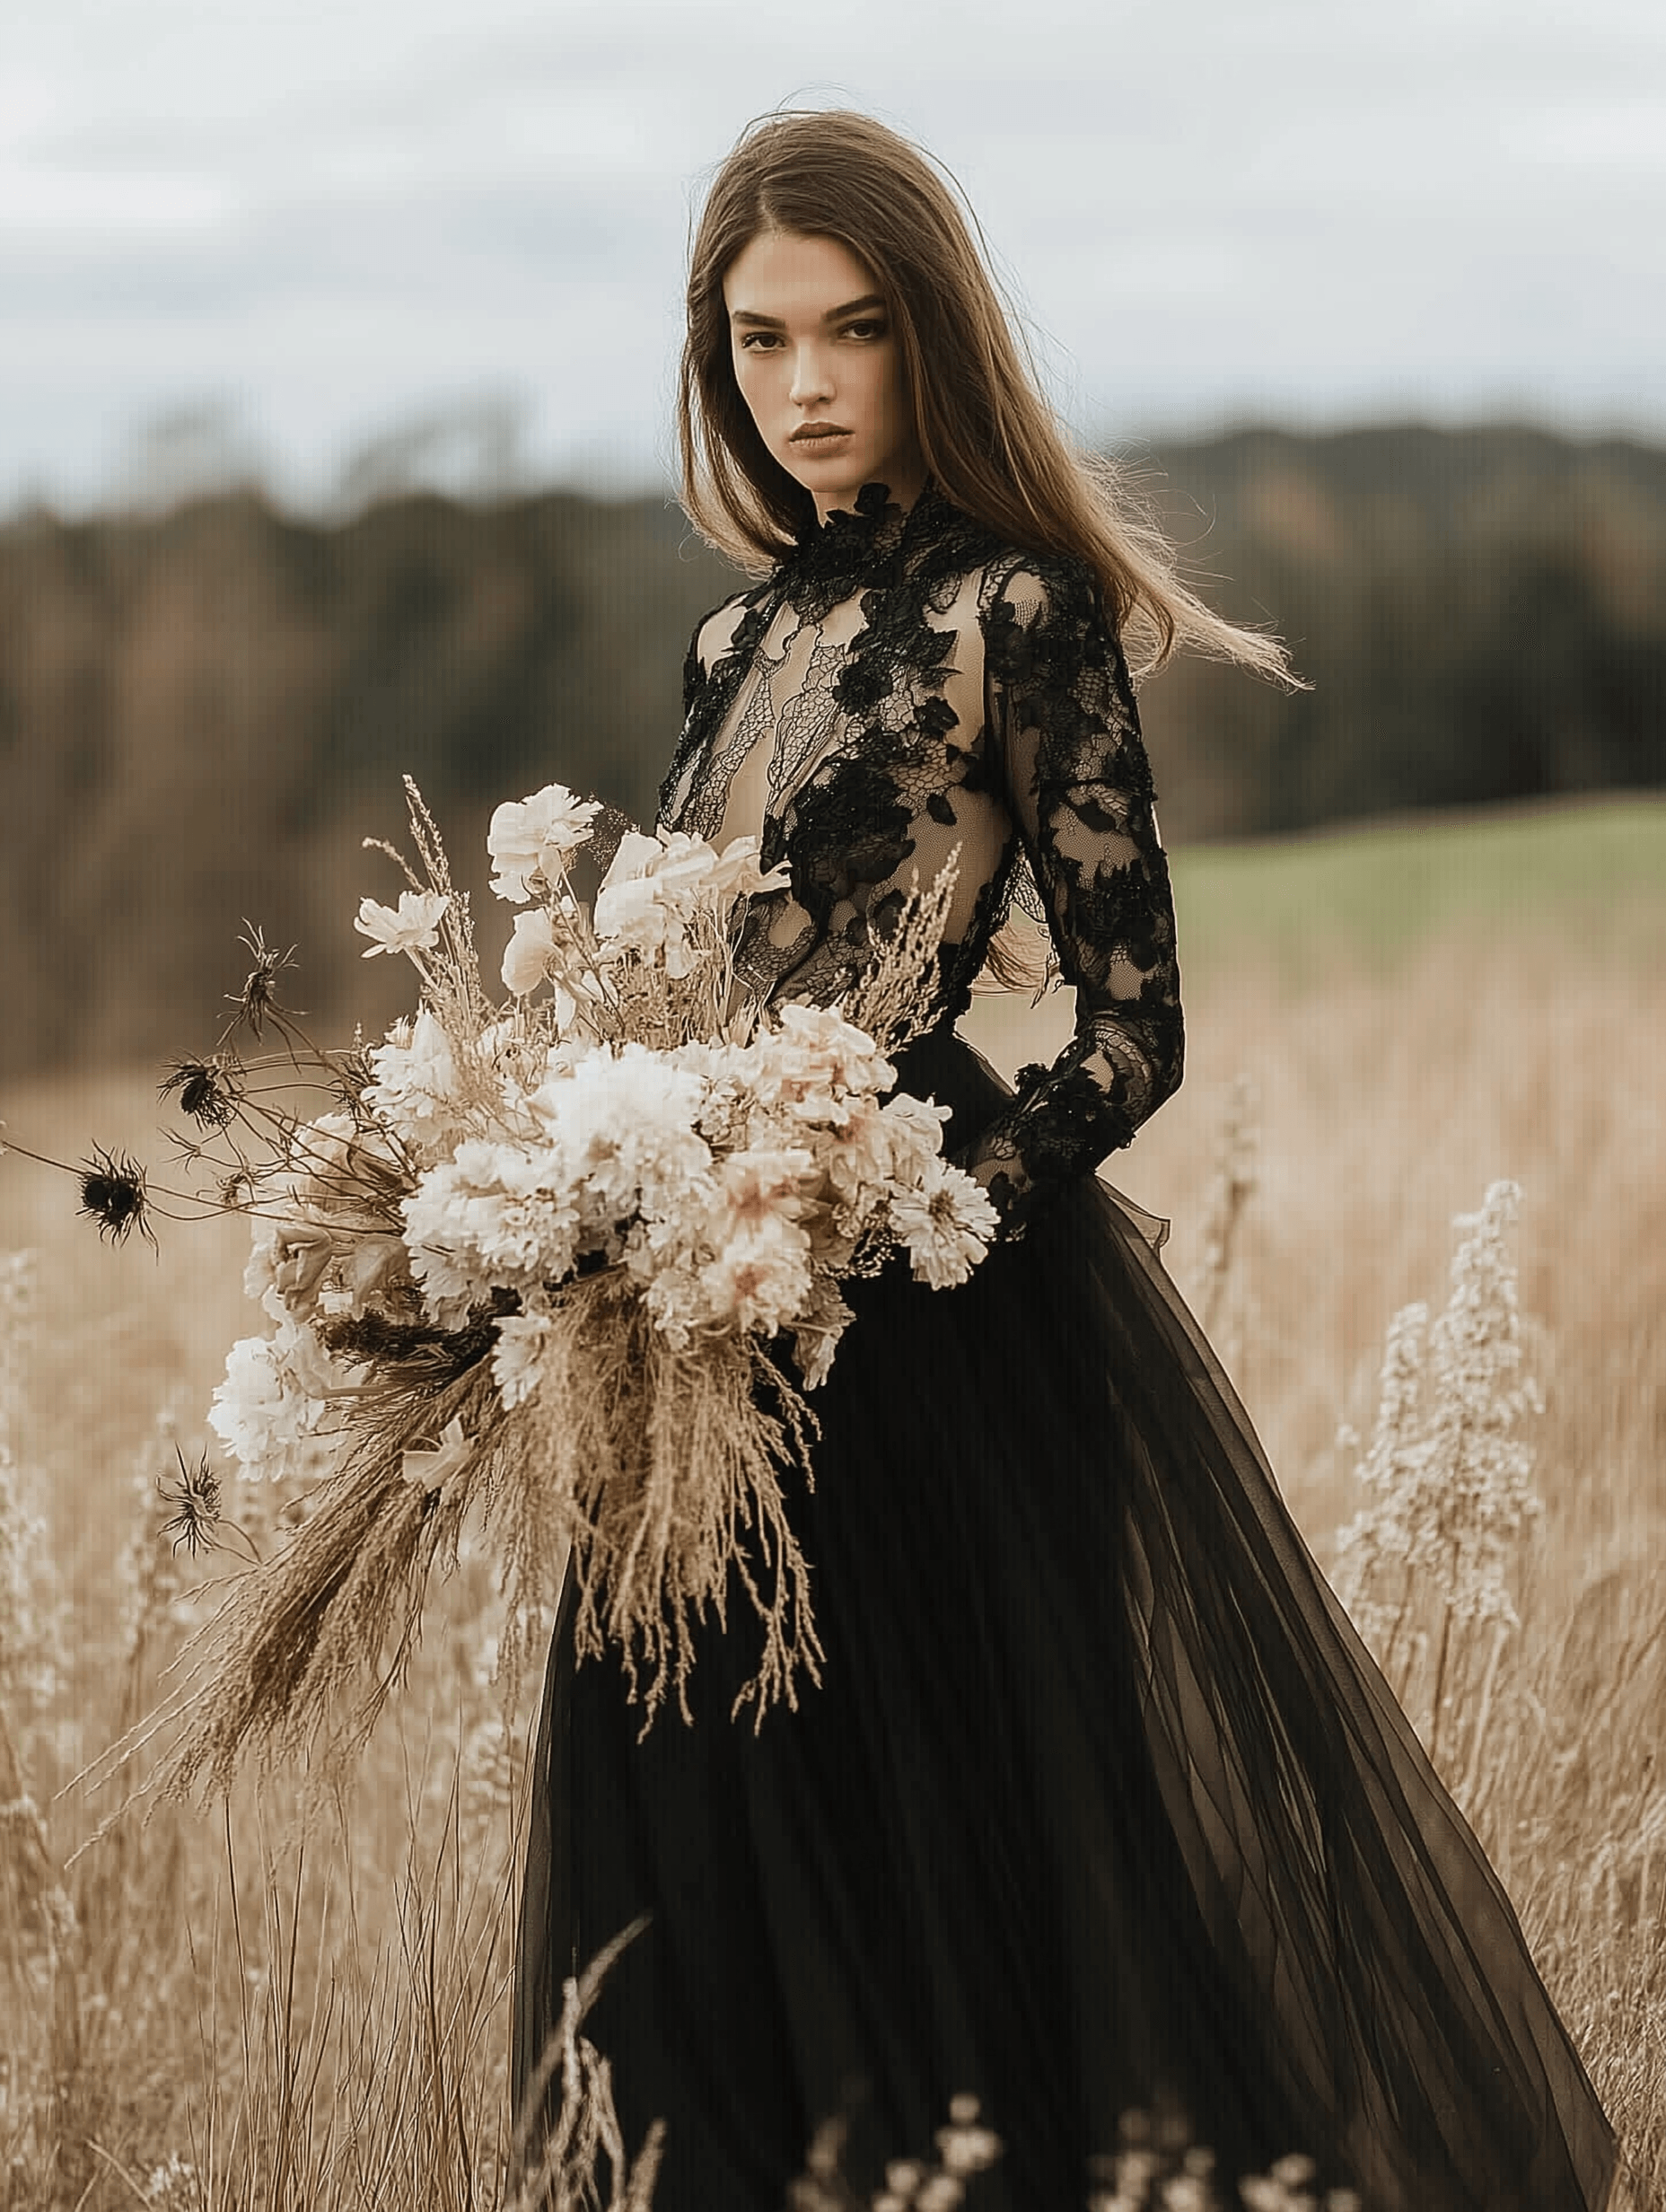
left=2, top=421, right=1662, bottom=1075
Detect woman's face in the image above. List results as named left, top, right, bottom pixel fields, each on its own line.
left=723, top=230, right=925, bottom=523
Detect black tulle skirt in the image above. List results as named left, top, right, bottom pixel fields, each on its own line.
left=513, top=1031, right=1617, bottom=2211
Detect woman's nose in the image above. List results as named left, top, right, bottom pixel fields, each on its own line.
left=790, top=344, right=834, bottom=407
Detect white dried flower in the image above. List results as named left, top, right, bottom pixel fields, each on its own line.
left=936, top=2111, right=1002, bottom=2177
left=890, top=1158, right=1001, bottom=1290
left=459, top=1713, right=515, bottom=1838
left=750, top=1001, right=895, bottom=1119
left=1335, top=1181, right=1543, bottom=1634
left=0, top=1251, right=61, bottom=1712
left=142, top=2152, right=199, bottom=2209
left=1159, top=2177, right=1210, bottom=2211
left=874, top=1092, right=955, bottom=1189
left=487, top=783, right=601, bottom=903
left=364, top=1007, right=466, bottom=1156
left=207, top=1320, right=351, bottom=1479
left=641, top=1258, right=707, bottom=1350
left=707, top=1146, right=819, bottom=1245
left=1115, top=2148, right=1161, bottom=2192
left=594, top=829, right=788, bottom=978
left=502, top=905, right=560, bottom=996
left=354, top=888, right=450, bottom=960
left=698, top=1217, right=815, bottom=1337
left=401, top=1414, right=473, bottom=1490
left=492, top=1307, right=556, bottom=1409
left=403, top=1139, right=578, bottom=1327
left=817, top=1093, right=892, bottom=1210
left=533, top=1046, right=712, bottom=1229
left=1329, top=1300, right=1431, bottom=1629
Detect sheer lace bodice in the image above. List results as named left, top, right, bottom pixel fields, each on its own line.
left=657, top=481, right=1184, bottom=1225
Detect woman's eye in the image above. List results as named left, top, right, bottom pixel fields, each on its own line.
left=843, top=320, right=886, bottom=341
left=738, top=331, right=783, bottom=353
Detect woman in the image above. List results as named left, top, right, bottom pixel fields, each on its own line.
left=514, top=110, right=1618, bottom=2210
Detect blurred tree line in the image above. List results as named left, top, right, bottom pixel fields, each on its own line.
left=1, top=420, right=1662, bottom=1076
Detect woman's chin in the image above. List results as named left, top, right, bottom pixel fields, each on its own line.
left=782, top=459, right=867, bottom=514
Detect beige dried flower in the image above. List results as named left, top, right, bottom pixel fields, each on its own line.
left=1333, top=1179, right=1545, bottom=1769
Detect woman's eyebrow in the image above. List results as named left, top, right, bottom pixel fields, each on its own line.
left=730, top=294, right=886, bottom=329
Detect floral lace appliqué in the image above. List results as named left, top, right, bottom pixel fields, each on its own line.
left=661, top=483, right=1183, bottom=1229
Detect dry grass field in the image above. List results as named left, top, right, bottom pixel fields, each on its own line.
left=2, top=795, right=1663, bottom=2208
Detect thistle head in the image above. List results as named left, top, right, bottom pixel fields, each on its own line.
left=230, top=923, right=298, bottom=1038
left=161, top=1055, right=241, bottom=1129
left=160, top=1447, right=223, bottom=1558
left=77, top=1146, right=154, bottom=1248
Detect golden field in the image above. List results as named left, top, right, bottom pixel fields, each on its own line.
left=1, top=795, right=1663, bottom=2208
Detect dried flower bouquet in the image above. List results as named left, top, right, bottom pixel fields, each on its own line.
left=79, top=779, right=997, bottom=1796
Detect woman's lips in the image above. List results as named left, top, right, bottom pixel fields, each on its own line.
left=790, top=426, right=852, bottom=445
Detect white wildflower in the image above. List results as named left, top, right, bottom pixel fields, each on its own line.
left=813, top=1089, right=948, bottom=1228
left=492, top=1306, right=556, bottom=1409
left=594, top=829, right=789, bottom=977
left=0, top=1251, right=61, bottom=1712
left=890, top=1159, right=1001, bottom=1290
left=208, top=1320, right=351, bottom=1479
left=1335, top=1181, right=1543, bottom=1635
left=817, top=1093, right=895, bottom=1215
left=502, top=905, right=559, bottom=996
left=401, top=1414, right=473, bottom=1489
left=699, top=1216, right=814, bottom=1336
left=141, top=2153, right=198, bottom=2210
left=1416, top=1180, right=1544, bottom=1625
left=329, top=1231, right=410, bottom=1316
left=876, top=1091, right=954, bottom=1169
left=403, top=1138, right=578, bottom=1327
left=502, top=909, right=603, bottom=1030
left=1159, top=2178, right=1210, bottom=2211
left=487, top=783, right=601, bottom=903
left=354, top=889, right=450, bottom=959
left=0, top=1431, right=54, bottom=1708
left=266, top=1219, right=337, bottom=1319
left=235, top=1113, right=411, bottom=1321
left=592, top=832, right=702, bottom=977
left=936, top=2103, right=1002, bottom=2178
left=459, top=1713, right=515, bottom=1837
left=708, top=1146, right=819, bottom=1243
left=641, top=1258, right=708, bottom=1349
left=364, top=1007, right=466, bottom=1156
left=1330, top=1299, right=1430, bottom=1629
left=750, top=1002, right=895, bottom=1121
left=532, top=1045, right=712, bottom=1229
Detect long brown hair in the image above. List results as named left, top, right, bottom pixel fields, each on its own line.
left=679, top=108, right=1294, bottom=685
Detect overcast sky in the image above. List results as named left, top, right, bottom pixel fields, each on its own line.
left=3, top=0, right=1662, bottom=509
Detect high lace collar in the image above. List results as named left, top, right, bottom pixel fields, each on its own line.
left=785, top=478, right=953, bottom=598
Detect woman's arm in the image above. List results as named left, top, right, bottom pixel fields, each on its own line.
left=964, top=557, right=1184, bottom=1228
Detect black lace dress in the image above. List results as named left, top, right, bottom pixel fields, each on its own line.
left=513, top=484, right=1617, bottom=2210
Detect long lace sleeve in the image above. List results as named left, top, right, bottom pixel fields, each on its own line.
left=965, top=558, right=1184, bottom=1226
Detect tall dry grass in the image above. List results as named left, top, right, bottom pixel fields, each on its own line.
left=1, top=904, right=1662, bottom=2208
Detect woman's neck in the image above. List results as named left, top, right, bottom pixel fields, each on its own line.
left=812, top=456, right=927, bottom=525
